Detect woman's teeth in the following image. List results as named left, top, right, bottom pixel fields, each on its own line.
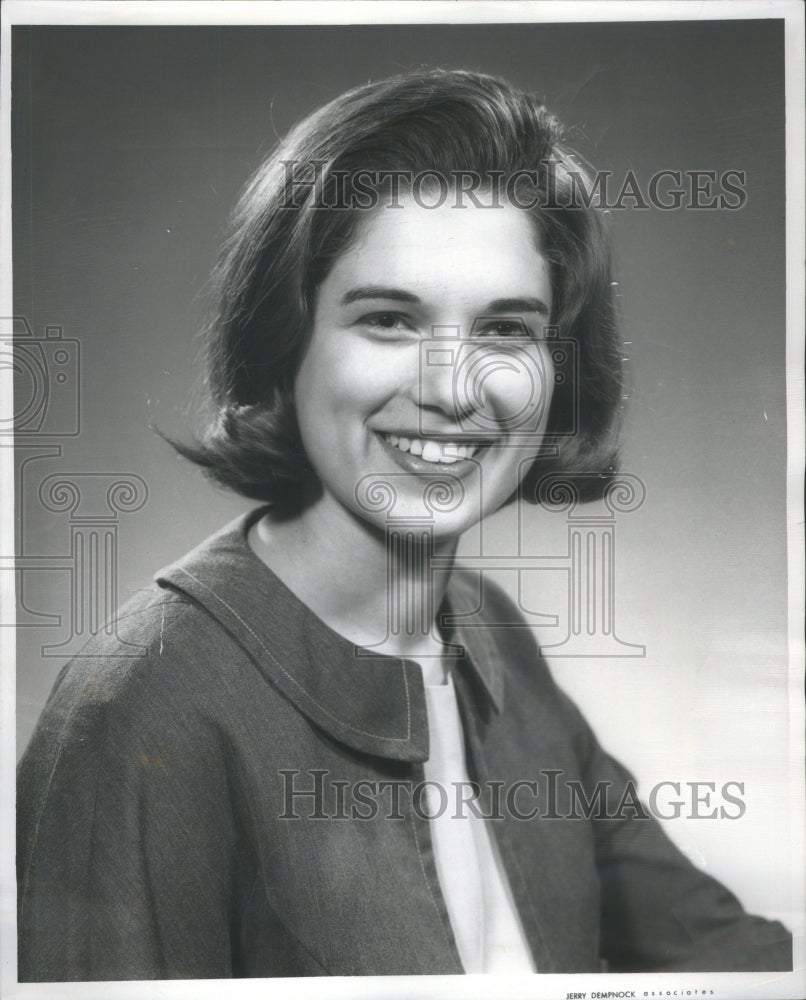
left=383, top=434, right=478, bottom=464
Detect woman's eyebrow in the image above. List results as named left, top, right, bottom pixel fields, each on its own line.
left=339, top=289, right=549, bottom=319
left=340, top=286, right=421, bottom=306
left=485, top=297, right=550, bottom=316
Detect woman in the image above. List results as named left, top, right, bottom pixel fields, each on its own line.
left=16, top=69, right=792, bottom=980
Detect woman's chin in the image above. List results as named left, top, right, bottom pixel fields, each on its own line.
left=349, top=502, right=487, bottom=544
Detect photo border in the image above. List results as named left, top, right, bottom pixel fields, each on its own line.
left=1, top=3, right=803, bottom=999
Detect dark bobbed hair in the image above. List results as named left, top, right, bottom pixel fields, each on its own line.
left=176, top=69, right=624, bottom=510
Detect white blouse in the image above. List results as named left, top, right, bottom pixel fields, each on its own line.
left=423, top=672, right=536, bottom=973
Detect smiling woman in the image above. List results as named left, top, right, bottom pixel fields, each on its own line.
left=292, top=199, right=555, bottom=543
left=15, top=69, right=792, bottom=980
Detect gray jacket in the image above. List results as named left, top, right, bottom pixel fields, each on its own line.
left=17, top=509, right=792, bottom=979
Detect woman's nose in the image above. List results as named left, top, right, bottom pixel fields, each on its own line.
left=416, top=335, right=553, bottom=438
left=416, top=333, right=476, bottom=423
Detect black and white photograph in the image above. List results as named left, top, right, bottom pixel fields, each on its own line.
left=1, top=2, right=804, bottom=998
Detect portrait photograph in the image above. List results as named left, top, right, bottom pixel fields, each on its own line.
left=1, top=2, right=804, bottom=999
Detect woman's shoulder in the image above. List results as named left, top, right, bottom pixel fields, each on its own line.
left=24, top=584, right=240, bottom=753
left=84, top=582, right=193, bottom=655
left=55, top=511, right=271, bottom=708
left=19, top=512, right=282, bottom=767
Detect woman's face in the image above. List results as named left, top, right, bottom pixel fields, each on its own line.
left=294, top=195, right=555, bottom=538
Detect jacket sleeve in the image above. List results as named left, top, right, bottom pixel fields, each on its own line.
left=556, top=691, right=793, bottom=972
left=17, top=601, right=240, bottom=981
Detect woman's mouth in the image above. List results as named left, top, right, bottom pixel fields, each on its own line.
left=380, top=433, right=480, bottom=465
left=373, top=431, right=490, bottom=477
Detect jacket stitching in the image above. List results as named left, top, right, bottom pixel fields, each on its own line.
left=174, top=567, right=413, bottom=744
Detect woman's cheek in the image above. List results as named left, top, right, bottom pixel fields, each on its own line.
left=485, top=356, right=553, bottom=432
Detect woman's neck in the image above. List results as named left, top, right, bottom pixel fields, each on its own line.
left=248, top=494, right=458, bottom=680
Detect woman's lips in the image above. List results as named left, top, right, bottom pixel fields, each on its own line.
left=374, top=431, right=488, bottom=476
left=382, top=432, right=479, bottom=464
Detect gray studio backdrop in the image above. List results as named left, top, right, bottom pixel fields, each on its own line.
left=11, top=20, right=789, bottom=924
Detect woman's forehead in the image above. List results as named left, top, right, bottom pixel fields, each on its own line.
left=323, top=198, right=552, bottom=306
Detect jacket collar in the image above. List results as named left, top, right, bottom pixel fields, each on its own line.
left=156, top=509, right=505, bottom=763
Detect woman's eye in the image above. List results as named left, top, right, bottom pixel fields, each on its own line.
left=359, top=312, right=415, bottom=333
left=476, top=319, right=532, bottom=338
